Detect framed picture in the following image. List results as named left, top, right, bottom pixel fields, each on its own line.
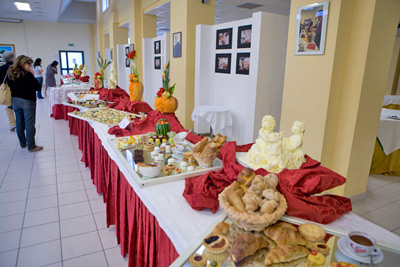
left=154, top=40, right=161, bottom=54
left=236, top=53, right=250, bottom=75
left=216, top=28, right=232, bottom=49
left=154, top=56, right=161, bottom=69
left=125, top=58, right=130, bottom=68
left=130, top=44, right=134, bottom=52
left=237, top=25, right=252, bottom=48
left=173, top=32, right=182, bottom=58
left=215, top=54, right=231, bottom=74
left=0, top=44, right=15, bottom=66
left=295, top=1, right=329, bottom=55
left=125, top=46, right=129, bottom=56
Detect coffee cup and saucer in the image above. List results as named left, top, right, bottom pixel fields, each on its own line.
left=337, top=231, right=384, bottom=264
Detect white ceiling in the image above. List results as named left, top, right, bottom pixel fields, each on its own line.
left=145, top=0, right=291, bottom=36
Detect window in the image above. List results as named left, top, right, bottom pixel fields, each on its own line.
left=102, top=0, right=109, bottom=12
left=59, top=50, right=85, bottom=75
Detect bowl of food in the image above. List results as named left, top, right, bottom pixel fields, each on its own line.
left=138, top=163, right=161, bottom=178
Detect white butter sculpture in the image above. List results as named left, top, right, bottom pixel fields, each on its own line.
left=241, top=115, right=306, bottom=173
left=81, top=65, right=88, bottom=77
left=108, top=64, right=117, bottom=89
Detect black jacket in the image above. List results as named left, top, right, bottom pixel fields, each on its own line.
left=8, top=71, right=41, bottom=101
left=0, top=62, right=11, bottom=84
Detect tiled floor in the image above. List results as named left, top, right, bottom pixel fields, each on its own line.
left=0, top=99, right=128, bottom=267
left=0, top=99, right=399, bottom=266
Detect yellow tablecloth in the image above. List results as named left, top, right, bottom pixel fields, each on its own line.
left=371, top=138, right=400, bottom=175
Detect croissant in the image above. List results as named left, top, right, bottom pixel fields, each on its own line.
left=226, top=182, right=246, bottom=212
left=242, top=191, right=262, bottom=212
left=265, top=173, right=279, bottom=189
left=260, top=199, right=279, bottom=214
left=262, top=189, right=280, bottom=201
left=264, top=245, right=308, bottom=265
left=231, top=233, right=270, bottom=263
left=235, top=248, right=269, bottom=267
left=211, top=222, right=230, bottom=236
left=248, top=175, right=267, bottom=195
left=264, top=223, right=307, bottom=246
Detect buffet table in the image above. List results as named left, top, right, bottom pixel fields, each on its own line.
left=382, top=95, right=400, bottom=110
left=49, top=83, right=92, bottom=119
left=371, top=108, right=400, bottom=175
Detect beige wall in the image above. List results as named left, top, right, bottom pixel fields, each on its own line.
left=0, top=20, right=95, bottom=84
left=386, top=36, right=400, bottom=95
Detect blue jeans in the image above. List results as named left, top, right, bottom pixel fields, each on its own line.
left=36, top=77, right=43, bottom=98
left=12, top=97, right=37, bottom=150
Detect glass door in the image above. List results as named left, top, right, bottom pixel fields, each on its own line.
left=59, top=50, right=85, bottom=75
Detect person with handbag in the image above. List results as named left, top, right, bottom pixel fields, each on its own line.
left=7, top=55, right=43, bottom=152
left=0, top=51, right=16, bottom=131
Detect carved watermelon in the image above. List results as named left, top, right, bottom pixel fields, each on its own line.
left=155, top=119, right=171, bottom=136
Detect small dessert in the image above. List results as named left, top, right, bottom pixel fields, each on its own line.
left=175, top=168, right=181, bottom=174
left=202, top=235, right=229, bottom=254
left=307, top=251, right=325, bottom=266
left=133, top=150, right=144, bottom=163
left=307, top=241, right=330, bottom=256
left=330, top=263, right=360, bottom=267
left=298, top=224, right=326, bottom=242
left=180, top=161, right=188, bottom=169
left=189, top=254, right=207, bottom=267
left=187, top=166, right=195, bottom=172
left=143, top=141, right=156, bottom=152
left=163, top=167, right=170, bottom=176
left=168, top=164, right=175, bottom=171
left=207, top=261, right=222, bottom=267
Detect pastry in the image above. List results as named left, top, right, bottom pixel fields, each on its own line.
left=265, top=173, right=279, bottom=189
left=193, top=142, right=219, bottom=166
left=192, top=137, right=210, bottom=153
left=189, top=254, right=207, bottom=267
left=266, top=257, right=310, bottom=267
left=212, top=134, right=226, bottom=148
left=260, top=199, right=279, bottom=214
left=248, top=175, right=267, bottom=195
left=237, top=168, right=256, bottom=191
left=207, top=261, right=222, bottom=267
left=225, top=181, right=245, bottom=212
left=264, top=223, right=307, bottom=246
left=264, top=245, right=309, bottom=265
left=242, top=191, right=262, bottom=212
left=202, top=234, right=229, bottom=254
left=235, top=248, right=269, bottom=267
left=306, top=241, right=330, bottom=256
left=203, top=249, right=229, bottom=262
left=307, top=251, right=325, bottom=266
left=298, top=224, right=326, bottom=242
left=175, top=168, right=181, bottom=174
left=231, top=233, right=270, bottom=263
left=211, top=222, right=230, bottom=236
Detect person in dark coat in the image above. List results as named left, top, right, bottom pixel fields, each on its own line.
left=7, top=55, right=43, bottom=152
left=44, top=60, right=58, bottom=97
left=0, top=51, right=17, bottom=131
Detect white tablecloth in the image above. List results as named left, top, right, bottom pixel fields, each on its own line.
left=191, top=105, right=233, bottom=139
left=49, top=84, right=92, bottom=116
left=67, top=92, right=100, bottom=101
left=377, top=109, right=400, bottom=155
left=383, top=95, right=400, bottom=106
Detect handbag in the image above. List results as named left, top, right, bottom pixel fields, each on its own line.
left=0, top=73, right=12, bottom=106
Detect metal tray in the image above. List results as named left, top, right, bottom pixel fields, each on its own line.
left=67, top=108, right=140, bottom=127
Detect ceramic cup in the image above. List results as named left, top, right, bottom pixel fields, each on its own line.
left=347, top=231, right=379, bottom=257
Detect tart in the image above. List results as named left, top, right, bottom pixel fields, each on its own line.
left=202, top=235, right=229, bottom=254
left=144, top=141, right=156, bottom=152
left=203, top=249, right=229, bottom=263
left=207, top=260, right=222, bottom=267
left=189, top=254, right=207, bottom=267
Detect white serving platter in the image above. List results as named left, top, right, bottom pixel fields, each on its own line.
left=67, top=108, right=140, bottom=127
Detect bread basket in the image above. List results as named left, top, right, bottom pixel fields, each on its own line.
left=219, top=184, right=287, bottom=232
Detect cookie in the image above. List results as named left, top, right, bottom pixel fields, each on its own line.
left=298, top=224, right=326, bottom=242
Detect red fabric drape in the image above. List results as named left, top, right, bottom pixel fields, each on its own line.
left=52, top=105, right=78, bottom=120
left=98, top=87, right=130, bottom=102
left=75, top=120, right=179, bottom=266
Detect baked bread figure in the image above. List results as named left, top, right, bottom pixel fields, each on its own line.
left=183, top=135, right=226, bottom=167
left=237, top=168, right=256, bottom=191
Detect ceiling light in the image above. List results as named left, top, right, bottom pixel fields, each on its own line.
left=0, top=18, right=22, bottom=23
left=14, top=2, right=32, bottom=11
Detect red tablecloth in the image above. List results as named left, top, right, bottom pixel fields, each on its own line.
left=73, top=119, right=179, bottom=266
left=51, top=105, right=78, bottom=120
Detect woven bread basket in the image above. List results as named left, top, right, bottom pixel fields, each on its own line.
left=219, top=184, right=287, bottom=232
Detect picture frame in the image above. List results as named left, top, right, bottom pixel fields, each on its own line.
left=216, top=28, right=233, bottom=49
left=0, top=44, right=15, bottom=66
left=125, top=46, right=129, bottom=56
left=154, top=40, right=161, bottom=54
left=154, top=56, right=161, bottom=69
left=236, top=53, right=250, bottom=75
left=237, top=25, right=252, bottom=48
left=125, top=58, right=130, bottom=68
left=294, top=1, right=329, bottom=55
left=215, top=53, right=231, bottom=74
left=173, top=32, right=182, bottom=58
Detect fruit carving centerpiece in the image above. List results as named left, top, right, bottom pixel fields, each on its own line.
left=93, top=57, right=111, bottom=89
left=127, top=50, right=144, bottom=101
left=155, top=119, right=171, bottom=137
left=73, top=64, right=83, bottom=78
left=155, top=61, right=178, bottom=113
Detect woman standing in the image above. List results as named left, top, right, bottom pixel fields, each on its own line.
left=44, top=60, right=58, bottom=97
left=33, top=58, right=44, bottom=99
left=7, top=55, right=43, bottom=152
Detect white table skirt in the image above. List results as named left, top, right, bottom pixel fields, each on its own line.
left=378, top=109, right=400, bottom=155
left=49, top=85, right=92, bottom=116
left=191, top=105, right=233, bottom=139
left=383, top=95, right=400, bottom=106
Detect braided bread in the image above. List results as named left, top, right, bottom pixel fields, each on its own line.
left=237, top=168, right=256, bottom=191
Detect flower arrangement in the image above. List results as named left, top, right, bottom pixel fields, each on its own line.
left=93, top=57, right=111, bottom=89
left=154, top=61, right=178, bottom=113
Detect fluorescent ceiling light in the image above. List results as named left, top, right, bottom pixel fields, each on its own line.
left=14, top=2, right=32, bottom=11
left=0, top=18, right=22, bottom=23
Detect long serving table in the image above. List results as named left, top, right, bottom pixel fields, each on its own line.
left=49, top=83, right=92, bottom=120
left=65, top=109, right=400, bottom=267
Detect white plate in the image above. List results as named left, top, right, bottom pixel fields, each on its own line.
left=337, top=237, right=384, bottom=264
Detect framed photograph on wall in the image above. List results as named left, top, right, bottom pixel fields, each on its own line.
left=215, top=53, right=231, bottom=74
left=154, top=40, right=161, bottom=54
left=154, top=56, right=161, bottom=69
left=125, top=58, right=130, bottom=68
left=236, top=53, right=250, bottom=75
left=125, top=46, right=129, bottom=56
left=295, top=1, right=329, bottom=55
left=216, top=28, right=233, bottom=49
left=173, top=32, right=182, bottom=58
left=237, top=25, right=252, bottom=48
left=0, top=44, right=15, bottom=66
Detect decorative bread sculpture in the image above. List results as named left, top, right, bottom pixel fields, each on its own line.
left=231, top=233, right=270, bottom=263
left=237, top=168, right=256, bottom=192
left=263, top=223, right=307, bottom=246
left=264, top=245, right=309, bottom=265
left=183, top=135, right=226, bottom=167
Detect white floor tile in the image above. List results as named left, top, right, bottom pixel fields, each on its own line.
left=86, top=188, right=103, bottom=201
left=379, top=203, right=400, bottom=219
left=0, top=230, right=21, bottom=253
left=61, top=231, right=103, bottom=260
left=31, top=167, right=56, bottom=179
left=55, top=149, right=75, bottom=156
left=362, top=209, right=400, bottom=231
left=93, top=212, right=107, bottom=230
left=59, top=201, right=92, bottom=220
left=55, top=158, right=78, bottom=168
left=56, top=165, right=80, bottom=175
left=57, top=172, right=82, bottom=184
left=57, top=180, right=85, bottom=194
left=17, top=240, right=61, bottom=267
left=20, top=222, right=60, bottom=247
left=364, top=194, right=392, bottom=209
left=3, top=171, right=31, bottom=182
left=0, top=249, right=18, bottom=267
left=55, top=153, right=77, bottom=161
left=6, top=165, right=32, bottom=174
left=89, top=199, right=106, bottom=214
left=60, top=215, right=97, bottom=238
left=58, top=190, right=88, bottom=206
left=0, top=179, right=30, bottom=192
left=0, top=213, right=24, bottom=234
left=0, top=189, right=28, bottom=203
left=33, top=155, right=56, bottom=164
left=32, top=160, right=56, bottom=170
left=0, top=200, right=26, bottom=217
left=381, top=181, right=400, bottom=194
left=63, top=251, right=108, bottom=267
left=29, top=175, right=57, bottom=188
left=105, top=246, right=129, bottom=267
left=84, top=179, right=96, bottom=190
left=28, top=184, right=57, bottom=199
left=368, top=187, right=400, bottom=203
left=34, top=151, right=55, bottom=158
left=26, top=195, right=58, bottom=212
left=23, top=207, right=59, bottom=228
left=99, top=226, right=118, bottom=249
